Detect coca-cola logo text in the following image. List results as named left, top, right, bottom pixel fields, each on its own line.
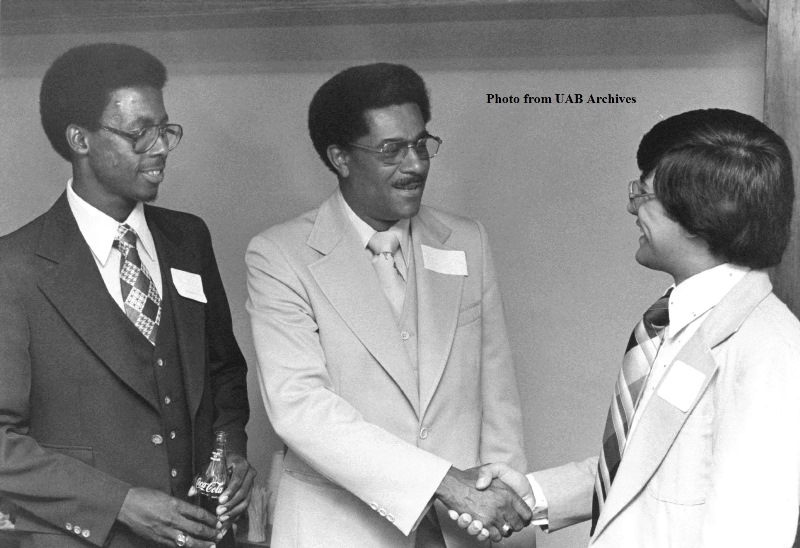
left=195, top=479, right=225, bottom=495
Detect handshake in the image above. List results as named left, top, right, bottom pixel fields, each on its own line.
left=435, top=463, right=534, bottom=542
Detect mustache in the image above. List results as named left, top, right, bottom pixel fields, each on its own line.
left=393, top=176, right=426, bottom=188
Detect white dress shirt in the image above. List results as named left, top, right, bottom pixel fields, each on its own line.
left=527, top=263, right=750, bottom=526
left=336, top=188, right=410, bottom=279
left=66, top=179, right=162, bottom=310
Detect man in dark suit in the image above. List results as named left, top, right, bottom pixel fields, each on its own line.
left=0, top=43, right=254, bottom=548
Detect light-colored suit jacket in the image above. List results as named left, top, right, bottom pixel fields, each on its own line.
left=534, top=270, right=800, bottom=547
left=246, top=192, right=527, bottom=547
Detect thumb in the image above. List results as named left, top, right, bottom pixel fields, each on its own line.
left=523, top=494, right=535, bottom=510
left=475, top=464, right=501, bottom=490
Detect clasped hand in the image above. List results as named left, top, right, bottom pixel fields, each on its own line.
left=436, top=466, right=532, bottom=542
left=118, top=453, right=256, bottom=547
left=445, top=463, right=535, bottom=542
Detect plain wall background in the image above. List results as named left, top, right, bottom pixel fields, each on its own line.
left=1, top=11, right=765, bottom=547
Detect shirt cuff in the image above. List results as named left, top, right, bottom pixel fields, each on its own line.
left=526, top=472, right=549, bottom=528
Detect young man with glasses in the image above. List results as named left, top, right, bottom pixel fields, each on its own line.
left=0, top=43, right=254, bottom=548
left=246, top=63, right=532, bottom=547
left=459, top=108, right=800, bottom=547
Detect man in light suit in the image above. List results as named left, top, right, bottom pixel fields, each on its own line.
left=0, top=43, right=255, bottom=548
left=246, top=63, right=532, bottom=547
left=462, top=109, right=800, bottom=547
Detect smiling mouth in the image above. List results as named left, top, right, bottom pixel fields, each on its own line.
left=394, top=180, right=424, bottom=191
left=141, top=168, right=165, bottom=183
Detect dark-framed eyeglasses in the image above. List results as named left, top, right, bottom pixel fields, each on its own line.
left=628, top=179, right=656, bottom=210
left=348, top=135, right=442, bottom=165
left=100, top=123, right=183, bottom=154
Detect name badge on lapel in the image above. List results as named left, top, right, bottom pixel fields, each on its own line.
left=171, top=268, right=207, bottom=303
left=421, top=245, right=468, bottom=276
left=657, top=360, right=706, bottom=412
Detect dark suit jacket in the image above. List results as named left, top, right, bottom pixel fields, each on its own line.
left=0, top=193, right=249, bottom=547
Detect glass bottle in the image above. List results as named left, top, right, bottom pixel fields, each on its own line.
left=194, top=431, right=235, bottom=547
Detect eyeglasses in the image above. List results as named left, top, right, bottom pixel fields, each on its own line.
left=628, top=179, right=656, bottom=210
left=100, top=123, right=183, bottom=154
left=348, top=136, right=442, bottom=165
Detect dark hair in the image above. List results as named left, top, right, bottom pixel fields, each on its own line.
left=637, top=109, right=794, bottom=269
left=40, top=43, right=167, bottom=162
left=308, top=63, right=431, bottom=173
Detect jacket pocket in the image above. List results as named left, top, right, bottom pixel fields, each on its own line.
left=645, top=412, right=712, bottom=505
left=457, top=301, right=482, bottom=327
left=284, top=468, right=344, bottom=491
left=39, top=444, right=95, bottom=466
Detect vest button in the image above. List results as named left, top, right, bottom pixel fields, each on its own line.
left=171, top=468, right=178, bottom=478
left=156, top=358, right=164, bottom=367
left=170, top=431, right=176, bottom=440
left=401, top=331, right=410, bottom=340
left=419, top=427, right=428, bottom=439
left=164, top=396, right=171, bottom=405
left=151, top=434, right=164, bottom=445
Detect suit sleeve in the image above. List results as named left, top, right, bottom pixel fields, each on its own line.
left=475, top=221, right=528, bottom=472
left=698, top=305, right=800, bottom=546
left=532, top=457, right=597, bottom=532
left=0, top=261, right=129, bottom=546
left=245, top=232, right=451, bottom=536
left=198, top=220, right=249, bottom=457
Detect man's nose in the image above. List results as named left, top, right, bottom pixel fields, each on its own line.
left=400, top=146, right=426, bottom=172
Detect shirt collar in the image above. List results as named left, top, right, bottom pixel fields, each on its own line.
left=666, top=263, right=750, bottom=337
left=66, top=178, right=157, bottom=266
left=336, top=188, right=411, bottom=261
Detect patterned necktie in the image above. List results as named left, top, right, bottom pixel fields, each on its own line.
left=591, top=288, right=672, bottom=534
left=367, top=231, right=406, bottom=320
left=113, top=224, right=161, bottom=345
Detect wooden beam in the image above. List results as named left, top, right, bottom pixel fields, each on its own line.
left=732, top=0, right=768, bottom=24
left=0, top=0, right=745, bottom=35
left=765, top=0, right=800, bottom=318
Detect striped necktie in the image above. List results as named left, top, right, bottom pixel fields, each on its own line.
left=591, top=288, right=672, bottom=534
left=113, top=224, right=162, bottom=345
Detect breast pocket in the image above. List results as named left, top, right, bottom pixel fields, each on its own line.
left=646, top=405, right=712, bottom=505
left=457, top=301, right=482, bottom=327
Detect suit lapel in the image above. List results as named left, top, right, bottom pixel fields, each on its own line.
left=593, top=270, right=773, bottom=538
left=36, top=194, right=160, bottom=410
left=412, top=208, right=464, bottom=417
left=146, top=207, right=206, bottom=420
left=307, top=194, right=420, bottom=415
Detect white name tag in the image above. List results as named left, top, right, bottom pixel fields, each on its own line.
left=421, top=245, right=468, bottom=276
left=171, top=268, right=207, bottom=303
left=657, top=360, right=706, bottom=412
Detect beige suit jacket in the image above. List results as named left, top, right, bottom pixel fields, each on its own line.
left=534, top=270, right=800, bottom=547
left=246, top=192, right=527, bottom=547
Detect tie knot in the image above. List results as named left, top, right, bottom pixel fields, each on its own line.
left=113, top=224, right=138, bottom=251
left=643, top=288, right=672, bottom=329
left=368, top=231, right=400, bottom=256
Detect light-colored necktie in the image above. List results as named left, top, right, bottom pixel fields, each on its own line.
left=591, top=288, right=672, bottom=534
left=368, top=231, right=406, bottom=320
left=113, top=224, right=162, bottom=345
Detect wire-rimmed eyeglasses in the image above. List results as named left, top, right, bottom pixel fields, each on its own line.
left=348, top=136, right=442, bottom=165
left=100, top=123, right=183, bottom=154
left=628, top=179, right=656, bottom=210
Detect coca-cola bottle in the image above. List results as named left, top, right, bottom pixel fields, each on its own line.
left=194, top=431, right=235, bottom=547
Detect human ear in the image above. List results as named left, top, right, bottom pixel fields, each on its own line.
left=327, top=144, right=350, bottom=179
left=66, top=124, right=90, bottom=157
